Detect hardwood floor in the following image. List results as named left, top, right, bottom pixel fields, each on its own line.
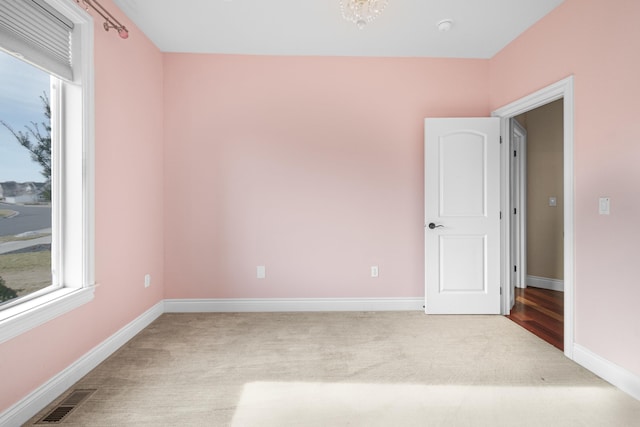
left=506, top=286, right=564, bottom=351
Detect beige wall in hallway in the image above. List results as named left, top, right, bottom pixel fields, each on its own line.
left=515, top=99, right=564, bottom=280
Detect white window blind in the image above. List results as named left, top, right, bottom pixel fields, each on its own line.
left=0, top=0, right=74, bottom=81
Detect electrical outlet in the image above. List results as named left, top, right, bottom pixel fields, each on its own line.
left=257, top=265, right=266, bottom=279
left=599, top=197, right=610, bottom=215
left=144, top=274, right=151, bottom=288
left=371, top=266, right=379, bottom=278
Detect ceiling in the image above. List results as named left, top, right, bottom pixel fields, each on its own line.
left=112, top=0, right=565, bottom=58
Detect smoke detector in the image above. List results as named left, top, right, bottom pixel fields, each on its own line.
left=437, top=19, right=453, bottom=32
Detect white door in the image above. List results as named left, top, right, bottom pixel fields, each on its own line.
left=424, top=118, right=501, bottom=314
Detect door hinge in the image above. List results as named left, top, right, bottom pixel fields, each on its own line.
left=500, top=211, right=502, bottom=219
left=514, top=208, right=517, bottom=215
left=514, top=265, right=517, bottom=272
left=500, top=287, right=502, bottom=295
left=500, top=136, right=503, bottom=144
left=514, top=150, right=517, bottom=157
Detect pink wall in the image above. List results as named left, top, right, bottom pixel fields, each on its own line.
left=0, top=0, right=165, bottom=413
left=490, top=0, right=640, bottom=377
left=163, top=55, right=489, bottom=299
left=5, top=0, right=640, bottom=417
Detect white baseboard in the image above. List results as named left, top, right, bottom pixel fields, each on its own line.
left=527, top=275, right=564, bottom=292
left=7, top=296, right=640, bottom=426
left=164, top=297, right=424, bottom=313
left=0, top=302, right=164, bottom=427
left=573, top=344, right=640, bottom=401
left=1, top=297, right=421, bottom=424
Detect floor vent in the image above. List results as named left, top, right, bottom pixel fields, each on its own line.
left=36, top=389, right=96, bottom=424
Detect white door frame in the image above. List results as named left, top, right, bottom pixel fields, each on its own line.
left=492, top=76, right=575, bottom=359
left=510, top=119, right=527, bottom=297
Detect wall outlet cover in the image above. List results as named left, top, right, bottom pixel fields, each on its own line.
left=599, top=197, right=610, bottom=215
left=371, top=266, right=379, bottom=278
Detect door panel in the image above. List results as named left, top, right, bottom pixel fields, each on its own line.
left=440, top=132, right=486, bottom=217
left=425, top=118, right=501, bottom=314
left=440, top=235, right=486, bottom=292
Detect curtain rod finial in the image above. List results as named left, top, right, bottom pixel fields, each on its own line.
left=118, top=27, right=129, bottom=39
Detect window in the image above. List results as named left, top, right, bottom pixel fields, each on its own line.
left=0, top=0, right=95, bottom=343
left=0, top=52, right=54, bottom=307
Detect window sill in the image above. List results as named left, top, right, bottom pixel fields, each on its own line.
left=0, top=286, right=95, bottom=344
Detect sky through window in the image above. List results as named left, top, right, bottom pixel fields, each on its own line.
left=0, top=50, right=51, bottom=182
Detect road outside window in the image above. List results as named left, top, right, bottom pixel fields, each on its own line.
left=0, top=51, right=54, bottom=306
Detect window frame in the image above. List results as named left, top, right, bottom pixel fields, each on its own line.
left=0, top=0, right=95, bottom=344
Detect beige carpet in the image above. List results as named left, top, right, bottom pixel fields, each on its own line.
left=27, top=312, right=640, bottom=426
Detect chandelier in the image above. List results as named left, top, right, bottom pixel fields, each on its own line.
left=340, top=0, right=389, bottom=29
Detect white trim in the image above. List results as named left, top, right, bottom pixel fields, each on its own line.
left=0, top=0, right=95, bottom=343
left=5, top=297, right=640, bottom=426
left=0, top=287, right=94, bottom=344
left=492, top=75, right=575, bottom=360
left=0, top=297, right=419, bottom=424
left=510, top=119, right=527, bottom=291
left=492, top=78, right=572, bottom=117
left=573, top=344, right=640, bottom=402
left=164, top=297, right=424, bottom=313
left=0, top=302, right=163, bottom=427
left=526, top=275, right=564, bottom=292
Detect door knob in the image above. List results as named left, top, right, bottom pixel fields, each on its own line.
left=428, top=223, right=444, bottom=229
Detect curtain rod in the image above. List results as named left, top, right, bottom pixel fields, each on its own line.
left=76, top=0, right=129, bottom=39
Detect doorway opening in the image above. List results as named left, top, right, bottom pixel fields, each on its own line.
left=506, top=100, right=564, bottom=350
left=493, top=76, right=575, bottom=359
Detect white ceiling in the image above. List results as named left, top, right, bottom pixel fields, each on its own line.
left=112, top=0, right=564, bottom=58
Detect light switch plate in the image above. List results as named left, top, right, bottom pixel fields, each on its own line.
left=257, top=265, right=266, bottom=279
